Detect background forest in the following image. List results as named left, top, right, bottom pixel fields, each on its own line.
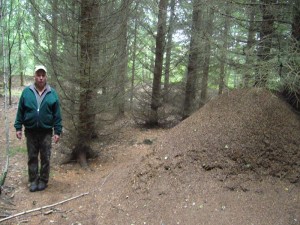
left=0, top=0, right=299, bottom=166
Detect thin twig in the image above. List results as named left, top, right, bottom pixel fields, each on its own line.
left=99, top=171, right=113, bottom=191
left=17, top=219, right=29, bottom=225
left=0, top=192, right=89, bottom=223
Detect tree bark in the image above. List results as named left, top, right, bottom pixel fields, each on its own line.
left=282, top=0, right=300, bottom=111
left=18, top=32, right=24, bottom=86
left=183, top=0, right=202, bottom=119
left=75, top=0, right=100, bottom=166
left=50, top=0, right=58, bottom=87
left=31, top=0, right=40, bottom=65
left=200, top=7, right=214, bottom=107
left=163, top=0, right=176, bottom=103
left=291, top=0, right=300, bottom=49
left=243, top=0, right=256, bottom=87
left=130, top=2, right=139, bottom=110
left=149, top=0, right=168, bottom=125
left=116, top=0, right=131, bottom=117
left=218, top=5, right=230, bottom=95
left=255, top=0, right=275, bottom=86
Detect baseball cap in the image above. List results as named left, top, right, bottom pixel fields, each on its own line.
left=34, top=65, right=47, bottom=73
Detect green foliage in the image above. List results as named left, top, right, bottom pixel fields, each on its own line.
left=9, top=146, right=27, bottom=157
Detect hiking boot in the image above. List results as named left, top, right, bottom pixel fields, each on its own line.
left=29, top=182, right=38, bottom=192
left=37, top=181, right=47, bottom=191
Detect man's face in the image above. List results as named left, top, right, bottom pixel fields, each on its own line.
left=34, top=70, right=47, bottom=89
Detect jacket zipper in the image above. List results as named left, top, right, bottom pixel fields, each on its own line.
left=31, top=84, right=50, bottom=128
left=37, top=107, right=39, bottom=127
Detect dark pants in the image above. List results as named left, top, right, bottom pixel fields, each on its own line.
left=25, top=129, right=52, bottom=184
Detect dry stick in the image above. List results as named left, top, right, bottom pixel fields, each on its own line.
left=0, top=192, right=89, bottom=223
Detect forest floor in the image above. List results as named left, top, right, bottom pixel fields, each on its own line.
left=0, top=87, right=300, bottom=225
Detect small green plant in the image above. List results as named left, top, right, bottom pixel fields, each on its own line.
left=9, top=146, right=27, bottom=157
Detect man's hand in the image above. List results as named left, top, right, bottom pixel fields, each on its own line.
left=53, top=134, right=60, bottom=143
left=16, top=131, right=22, bottom=140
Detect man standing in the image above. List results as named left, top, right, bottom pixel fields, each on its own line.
left=14, top=65, right=62, bottom=192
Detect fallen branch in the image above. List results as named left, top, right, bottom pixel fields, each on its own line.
left=0, top=192, right=89, bottom=223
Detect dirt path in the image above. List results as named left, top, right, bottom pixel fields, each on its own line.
left=1, top=116, right=166, bottom=224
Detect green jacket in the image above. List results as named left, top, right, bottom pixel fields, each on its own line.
left=14, top=84, right=62, bottom=135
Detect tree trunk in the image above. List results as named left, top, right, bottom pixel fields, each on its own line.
left=183, top=0, right=202, bottom=119
left=292, top=0, right=300, bottom=48
left=255, top=0, right=275, bottom=86
left=0, top=0, right=10, bottom=188
left=200, top=7, right=214, bottom=107
left=116, top=0, right=131, bottom=117
left=282, top=0, right=300, bottom=111
left=149, top=0, right=168, bottom=125
left=32, top=0, right=40, bottom=65
left=130, top=3, right=138, bottom=110
left=50, top=0, right=58, bottom=87
left=218, top=6, right=230, bottom=95
left=163, top=0, right=176, bottom=103
left=18, top=32, right=24, bottom=86
left=75, top=0, right=99, bottom=167
left=243, top=0, right=256, bottom=87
